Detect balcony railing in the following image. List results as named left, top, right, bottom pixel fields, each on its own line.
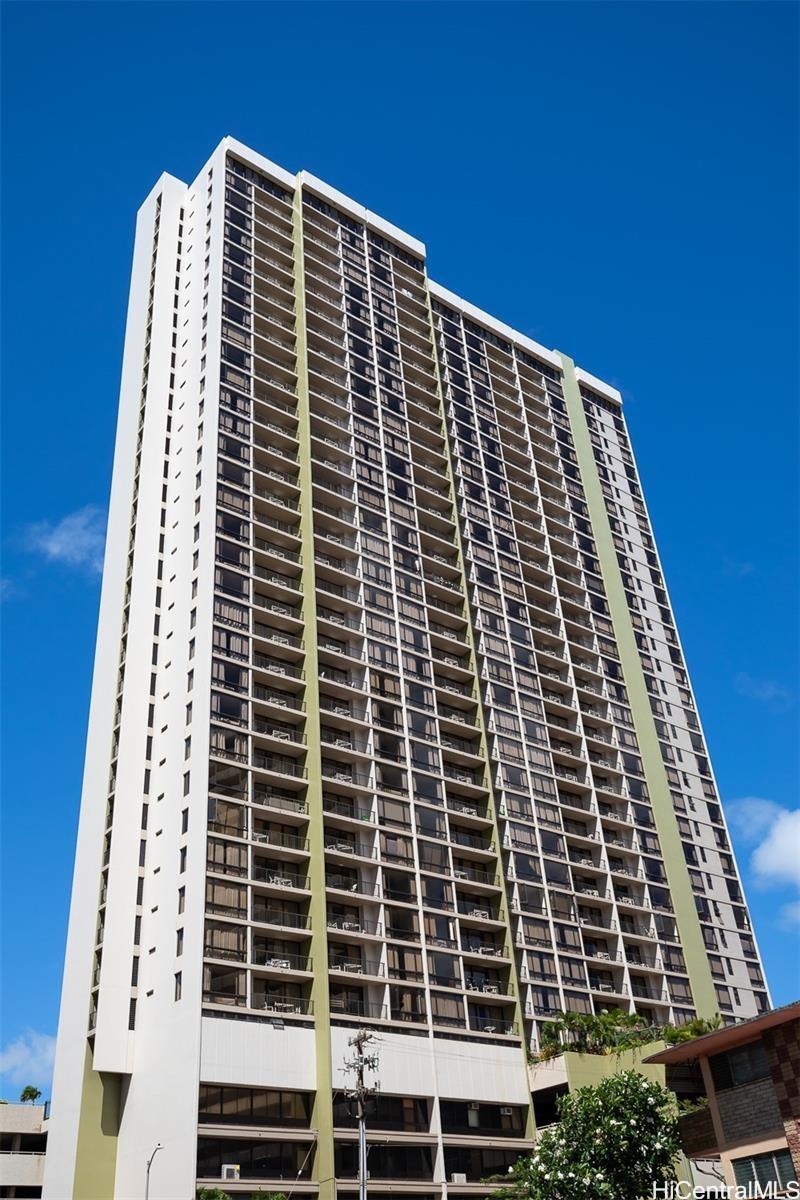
left=327, top=916, right=383, bottom=936
left=252, top=950, right=312, bottom=972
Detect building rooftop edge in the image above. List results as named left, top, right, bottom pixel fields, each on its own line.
left=428, top=280, right=561, bottom=367
left=297, top=170, right=427, bottom=260
left=164, top=138, right=625, bottom=404
left=574, top=366, right=623, bottom=405
left=428, top=283, right=623, bottom=405
left=643, top=999, right=800, bottom=1065
left=222, top=136, right=296, bottom=190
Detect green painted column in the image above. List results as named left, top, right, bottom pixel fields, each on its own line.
left=72, top=1044, right=120, bottom=1200
left=558, top=353, right=717, bottom=1018
left=424, top=289, right=536, bottom=1141
left=291, top=181, right=336, bottom=1195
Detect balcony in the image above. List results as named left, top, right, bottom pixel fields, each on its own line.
left=252, top=863, right=308, bottom=892
left=329, top=997, right=389, bottom=1022
left=323, top=795, right=375, bottom=824
left=449, top=828, right=494, bottom=855
left=324, top=835, right=377, bottom=861
left=252, top=657, right=305, bottom=685
left=457, top=900, right=503, bottom=924
left=321, top=762, right=372, bottom=790
left=452, top=864, right=499, bottom=889
left=464, top=973, right=511, bottom=998
left=468, top=1013, right=518, bottom=1037
left=251, top=689, right=304, bottom=718
left=252, top=948, right=313, bottom=974
left=252, top=786, right=308, bottom=816
left=252, top=828, right=309, bottom=855
left=329, top=954, right=385, bottom=979
left=327, top=915, right=383, bottom=938
left=252, top=906, right=311, bottom=933
left=326, top=872, right=380, bottom=899
left=252, top=751, right=307, bottom=781
left=443, top=765, right=487, bottom=793
left=461, top=939, right=507, bottom=962
left=254, top=993, right=314, bottom=1017
left=252, top=718, right=306, bottom=748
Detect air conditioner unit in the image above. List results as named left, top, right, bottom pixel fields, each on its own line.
left=451, top=1173, right=468, bottom=1184
left=501, top=1106, right=513, bottom=1115
left=222, top=1164, right=241, bottom=1181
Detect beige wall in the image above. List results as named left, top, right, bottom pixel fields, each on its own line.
left=0, top=1103, right=46, bottom=1135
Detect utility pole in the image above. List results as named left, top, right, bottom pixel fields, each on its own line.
left=343, top=1030, right=379, bottom=1200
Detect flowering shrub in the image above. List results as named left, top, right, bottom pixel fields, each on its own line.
left=493, top=1070, right=681, bottom=1200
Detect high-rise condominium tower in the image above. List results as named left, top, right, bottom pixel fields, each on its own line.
left=45, top=139, right=769, bottom=1200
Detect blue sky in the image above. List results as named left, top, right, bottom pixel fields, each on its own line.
left=1, top=1, right=797, bottom=1096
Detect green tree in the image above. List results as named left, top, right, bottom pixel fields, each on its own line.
left=493, top=1070, right=681, bottom=1200
left=536, top=1009, right=657, bottom=1059
left=662, top=1015, right=722, bottom=1045
left=533, top=1009, right=723, bottom=1061
left=19, top=1085, right=42, bottom=1104
left=195, top=1189, right=231, bottom=1200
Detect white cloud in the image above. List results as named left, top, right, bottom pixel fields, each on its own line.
left=722, top=557, right=755, bottom=579
left=27, top=505, right=106, bottom=574
left=728, top=797, right=800, bottom=890
left=779, top=901, right=800, bottom=931
left=751, top=808, right=800, bottom=890
left=727, top=797, right=783, bottom=844
left=734, top=673, right=795, bottom=712
left=0, top=1029, right=56, bottom=1091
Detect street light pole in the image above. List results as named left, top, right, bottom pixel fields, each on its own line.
left=144, top=1142, right=162, bottom=1200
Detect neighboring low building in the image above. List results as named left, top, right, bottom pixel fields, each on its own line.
left=646, top=999, right=800, bottom=1194
left=529, top=1030, right=740, bottom=1193
left=0, top=1103, right=48, bottom=1199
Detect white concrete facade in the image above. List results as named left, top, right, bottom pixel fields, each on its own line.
left=45, top=137, right=769, bottom=1200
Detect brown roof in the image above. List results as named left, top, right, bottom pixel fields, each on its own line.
left=644, top=1000, right=800, bottom=1065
